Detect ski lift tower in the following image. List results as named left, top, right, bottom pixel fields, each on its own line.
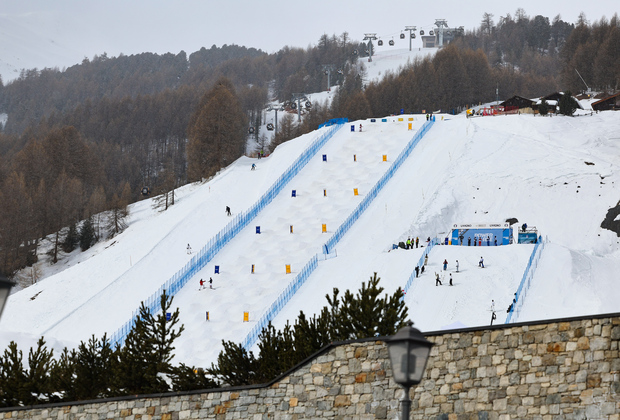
left=322, top=65, right=335, bottom=92
left=404, top=26, right=417, bottom=51
left=363, top=33, right=377, bottom=62
left=266, top=105, right=284, bottom=134
left=434, top=19, right=449, bottom=47
left=291, top=93, right=309, bottom=122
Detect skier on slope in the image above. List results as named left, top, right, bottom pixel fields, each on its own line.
left=479, top=257, right=484, bottom=268
left=435, top=272, right=442, bottom=286
left=209, top=277, right=213, bottom=289
left=187, top=243, right=192, bottom=254
left=199, top=279, right=205, bottom=290
left=456, top=260, right=460, bottom=272
left=443, top=259, right=448, bottom=271
left=226, top=206, right=231, bottom=216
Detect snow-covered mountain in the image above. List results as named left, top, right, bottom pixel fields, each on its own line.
left=2, top=99, right=619, bottom=369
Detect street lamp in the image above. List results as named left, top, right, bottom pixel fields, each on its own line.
left=0, top=274, right=15, bottom=320
left=386, top=321, right=434, bottom=420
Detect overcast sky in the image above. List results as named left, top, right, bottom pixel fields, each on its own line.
left=0, top=0, right=618, bottom=73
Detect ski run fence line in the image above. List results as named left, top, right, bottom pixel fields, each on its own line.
left=241, top=120, right=435, bottom=351
left=400, top=238, right=440, bottom=301
left=505, top=236, right=545, bottom=324
left=109, top=122, right=346, bottom=348
left=322, top=120, right=434, bottom=255
left=241, top=255, right=318, bottom=350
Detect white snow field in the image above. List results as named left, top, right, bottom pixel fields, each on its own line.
left=2, top=109, right=620, bottom=369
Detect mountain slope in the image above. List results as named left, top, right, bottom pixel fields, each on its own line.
left=2, top=111, right=620, bottom=369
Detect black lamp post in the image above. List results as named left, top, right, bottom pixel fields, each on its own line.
left=0, top=274, right=14, bottom=320
left=386, top=321, right=434, bottom=420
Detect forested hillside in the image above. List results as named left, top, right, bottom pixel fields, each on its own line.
left=0, top=10, right=618, bottom=278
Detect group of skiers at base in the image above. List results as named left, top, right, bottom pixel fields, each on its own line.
left=412, top=255, right=485, bottom=287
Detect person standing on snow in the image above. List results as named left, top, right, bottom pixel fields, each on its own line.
left=486, top=235, right=491, bottom=246
left=415, top=265, right=420, bottom=278
left=435, top=272, right=442, bottom=286
left=415, top=237, right=419, bottom=248
left=443, top=259, right=448, bottom=271
left=187, top=244, right=192, bottom=254
left=209, top=277, right=213, bottom=289
left=449, top=273, right=453, bottom=286
left=468, top=237, right=471, bottom=246
left=456, top=260, right=459, bottom=272
left=479, top=257, right=484, bottom=268
left=199, top=279, right=205, bottom=290
left=406, top=238, right=411, bottom=249
left=359, top=124, right=363, bottom=132
left=424, top=254, right=428, bottom=266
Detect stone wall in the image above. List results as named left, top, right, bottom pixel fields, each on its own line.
left=2, top=313, right=620, bottom=419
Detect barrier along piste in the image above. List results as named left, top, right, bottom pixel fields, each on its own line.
left=322, top=120, right=434, bottom=255
left=400, top=238, right=440, bottom=301
left=505, top=235, right=545, bottom=324
left=241, top=120, right=435, bottom=351
left=109, top=121, right=346, bottom=347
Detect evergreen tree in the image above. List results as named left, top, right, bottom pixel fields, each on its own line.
left=170, top=364, right=217, bottom=392
left=113, top=291, right=183, bottom=395
left=255, top=322, right=295, bottom=382
left=0, top=342, right=27, bottom=407
left=292, top=309, right=332, bottom=361
left=79, top=217, right=96, bottom=251
left=23, top=337, right=55, bottom=405
left=558, top=91, right=578, bottom=116
left=538, top=98, right=549, bottom=116
left=208, top=341, right=258, bottom=386
left=62, top=223, right=79, bottom=253
left=49, top=348, right=77, bottom=402
left=73, top=335, right=113, bottom=400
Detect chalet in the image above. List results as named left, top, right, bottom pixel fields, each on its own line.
left=499, top=96, right=535, bottom=113
left=592, top=92, right=620, bottom=111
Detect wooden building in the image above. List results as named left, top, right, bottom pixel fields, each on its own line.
left=592, top=92, right=620, bottom=111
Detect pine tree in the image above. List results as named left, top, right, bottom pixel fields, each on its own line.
left=208, top=341, right=258, bottom=386
left=255, top=322, right=295, bottom=382
left=112, top=291, right=183, bottom=395
left=558, top=91, right=578, bottom=116
left=0, top=342, right=27, bottom=407
left=79, top=217, right=96, bottom=251
left=23, top=337, right=55, bottom=405
left=292, top=309, right=332, bottom=361
left=538, top=98, right=549, bottom=116
left=49, top=348, right=77, bottom=402
left=73, top=335, right=113, bottom=400
left=62, top=223, right=79, bottom=253
left=170, top=364, right=217, bottom=391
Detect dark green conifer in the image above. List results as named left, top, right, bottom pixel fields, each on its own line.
left=79, top=217, right=96, bottom=251
left=208, top=341, right=258, bottom=386
left=61, top=223, right=79, bottom=253
left=0, top=342, right=27, bottom=407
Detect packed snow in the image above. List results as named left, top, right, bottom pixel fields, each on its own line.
left=2, top=106, right=620, bottom=369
